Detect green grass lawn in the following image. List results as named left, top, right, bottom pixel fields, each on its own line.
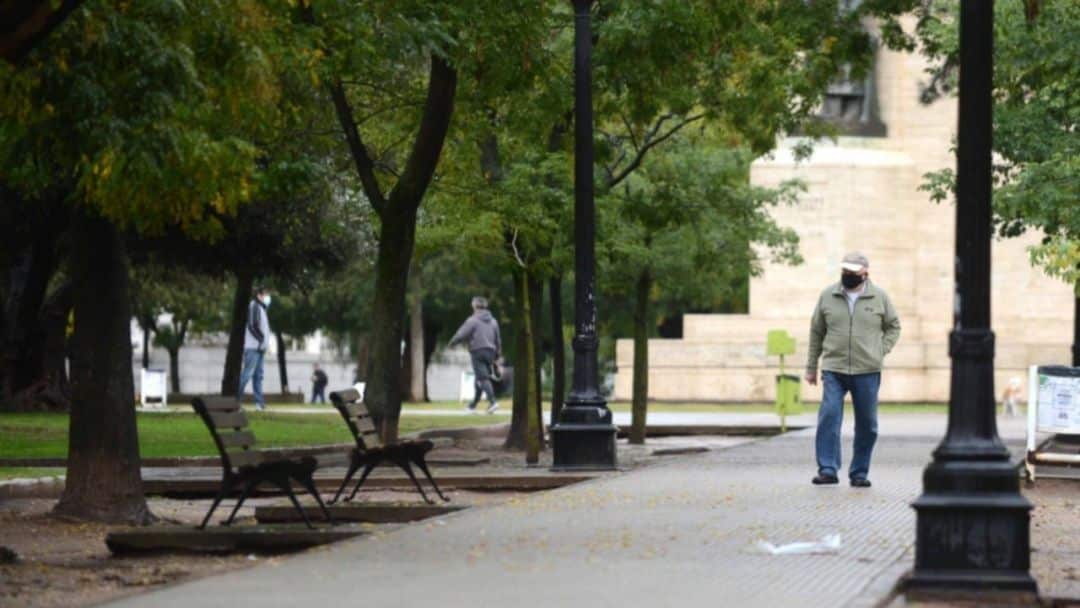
left=271, top=400, right=949, bottom=414
left=0, top=411, right=505, bottom=460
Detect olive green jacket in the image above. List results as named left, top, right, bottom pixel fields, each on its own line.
left=806, top=281, right=901, bottom=376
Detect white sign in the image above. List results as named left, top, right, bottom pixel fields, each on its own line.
left=140, top=368, right=168, bottom=410
left=1035, top=370, right=1080, bottom=433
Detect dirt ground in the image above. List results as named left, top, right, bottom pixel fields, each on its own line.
left=1027, top=478, right=1080, bottom=603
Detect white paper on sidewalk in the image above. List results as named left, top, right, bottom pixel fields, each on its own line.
left=756, top=534, right=842, bottom=555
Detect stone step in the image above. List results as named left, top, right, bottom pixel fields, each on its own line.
left=143, top=473, right=599, bottom=498
left=105, top=524, right=366, bottom=555
left=255, top=502, right=467, bottom=524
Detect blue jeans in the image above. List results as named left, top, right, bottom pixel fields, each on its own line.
left=816, top=371, right=880, bottom=480
left=238, top=349, right=265, bottom=408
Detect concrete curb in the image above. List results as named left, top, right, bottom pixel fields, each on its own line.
left=0, top=475, right=65, bottom=499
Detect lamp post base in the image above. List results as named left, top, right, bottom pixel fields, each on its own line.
left=551, top=405, right=617, bottom=471
left=909, top=460, right=1037, bottom=594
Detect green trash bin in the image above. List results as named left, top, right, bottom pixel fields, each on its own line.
left=775, top=374, right=803, bottom=432
left=766, top=330, right=801, bottom=432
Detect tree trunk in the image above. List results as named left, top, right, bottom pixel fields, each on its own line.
left=1, top=240, right=56, bottom=407
left=141, top=323, right=151, bottom=370
left=324, top=53, right=457, bottom=443
left=506, top=270, right=528, bottom=450
left=531, top=275, right=544, bottom=449
left=505, top=272, right=544, bottom=450
left=521, top=270, right=540, bottom=465
left=408, top=273, right=427, bottom=402
left=630, top=270, right=652, bottom=445
left=167, top=346, right=181, bottom=394
left=366, top=206, right=417, bottom=443
left=220, top=271, right=252, bottom=396
left=37, top=281, right=72, bottom=411
left=275, top=330, right=288, bottom=394
left=53, top=211, right=152, bottom=524
left=1072, top=285, right=1079, bottom=367
left=549, top=275, right=565, bottom=426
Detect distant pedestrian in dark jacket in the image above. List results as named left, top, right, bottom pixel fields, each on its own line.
left=239, top=286, right=272, bottom=411
left=311, top=363, right=328, bottom=404
left=449, top=296, right=501, bottom=414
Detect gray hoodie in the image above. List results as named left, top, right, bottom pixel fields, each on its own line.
left=450, top=310, right=501, bottom=354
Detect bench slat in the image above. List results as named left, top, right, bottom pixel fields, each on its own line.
left=200, top=397, right=241, bottom=412
left=344, top=402, right=370, bottom=418
left=209, top=411, right=248, bottom=429
left=226, top=449, right=263, bottom=468
left=331, top=389, right=361, bottom=405
left=360, top=431, right=383, bottom=449
left=218, top=430, right=255, bottom=449
left=354, top=417, right=376, bottom=433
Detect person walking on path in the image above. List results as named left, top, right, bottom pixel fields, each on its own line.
left=238, top=286, right=272, bottom=411
left=805, top=252, right=901, bottom=487
left=310, top=363, right=329, bottom=404
left=449, top=296, right=502, bottom=414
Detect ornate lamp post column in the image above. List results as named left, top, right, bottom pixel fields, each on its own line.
left=908, top=0, right=1036, bottom=594
left=551, top=0, right=618, bottom=471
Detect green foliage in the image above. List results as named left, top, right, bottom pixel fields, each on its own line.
left=0, top=1, right=288, bottom=238
left=129, top=264, right=230, bottom=352
left=601, top=136, right=804, bottom=322
left=918, top=0, right=1080, bottom=287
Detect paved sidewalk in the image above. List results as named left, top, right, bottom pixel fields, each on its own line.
left=107, top=416, right=1027, bottom=608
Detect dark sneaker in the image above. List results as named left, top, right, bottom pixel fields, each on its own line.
left=812, top=473, right=839, bottom=485
left=850, top=478, right=872, bottom=488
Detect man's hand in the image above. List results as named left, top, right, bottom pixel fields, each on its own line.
left=805, top=371, right=818, bottom=386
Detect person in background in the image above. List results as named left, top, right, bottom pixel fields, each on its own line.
left=805, top=252, right=901, bottom=488
left=1002, top=377, right=1022, bottom=417
left=311, top=363, right=329, bottom=404
left=238, top=286, right=272, bottom=411
left=449, top=296, right=502, bottom=414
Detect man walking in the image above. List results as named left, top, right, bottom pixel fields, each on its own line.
left=805, top=252, right=900, bottom=487
left=310, top=363, right=328, bottom=404
left=238, top=286, right=272, bottom=411
left=449, top=296, right=502, bottom=414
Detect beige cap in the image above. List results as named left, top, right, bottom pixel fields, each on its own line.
left=841, top=251, right=869, bottom=272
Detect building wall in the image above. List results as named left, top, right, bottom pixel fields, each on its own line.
left=613, top=19, right=1075, bottom=403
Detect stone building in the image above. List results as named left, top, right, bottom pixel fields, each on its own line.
left=612, top=21, right=1075, bottom=403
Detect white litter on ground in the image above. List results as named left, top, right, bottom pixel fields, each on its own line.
left=756, top=534, right=842, bottom=555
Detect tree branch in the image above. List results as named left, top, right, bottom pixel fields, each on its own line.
left=328, top=80, right=388, bottom=215
left=606, top=113, right=706, bottom=189
left=387, top=54, right=458, bottom=212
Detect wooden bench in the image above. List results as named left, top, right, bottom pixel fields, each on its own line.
left=329, top=388, right=449, bottom=504
left=191, top=396, right=334, bottom=529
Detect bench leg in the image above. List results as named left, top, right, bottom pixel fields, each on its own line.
left=279, top=480, right=315, bottom=530
left=396, top=459, right=434, bottom=504
left=223, top=480, right=258, bottom=526
left=199, top=486, right=229, bottom=529
left=412, top=457, right=450, bottom=502
left=296, top=474, right=335, bottom=526
left=329, top=461, right=360, bottom=505
left=345, top=462, right=378, bottom=503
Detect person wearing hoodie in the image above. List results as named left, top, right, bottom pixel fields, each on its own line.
left=449, top=296, right=502, bottom=414
left=238, top=286, right=272, bottom=411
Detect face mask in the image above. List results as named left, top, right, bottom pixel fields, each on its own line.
left=841, top=273, right=864, bottom=289
left=261, top=295, right=272, bottom=307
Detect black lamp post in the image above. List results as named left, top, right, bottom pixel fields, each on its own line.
left=908, top=0, right=1036, bottom=594
left=551, top=0, right=618, bottom=471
